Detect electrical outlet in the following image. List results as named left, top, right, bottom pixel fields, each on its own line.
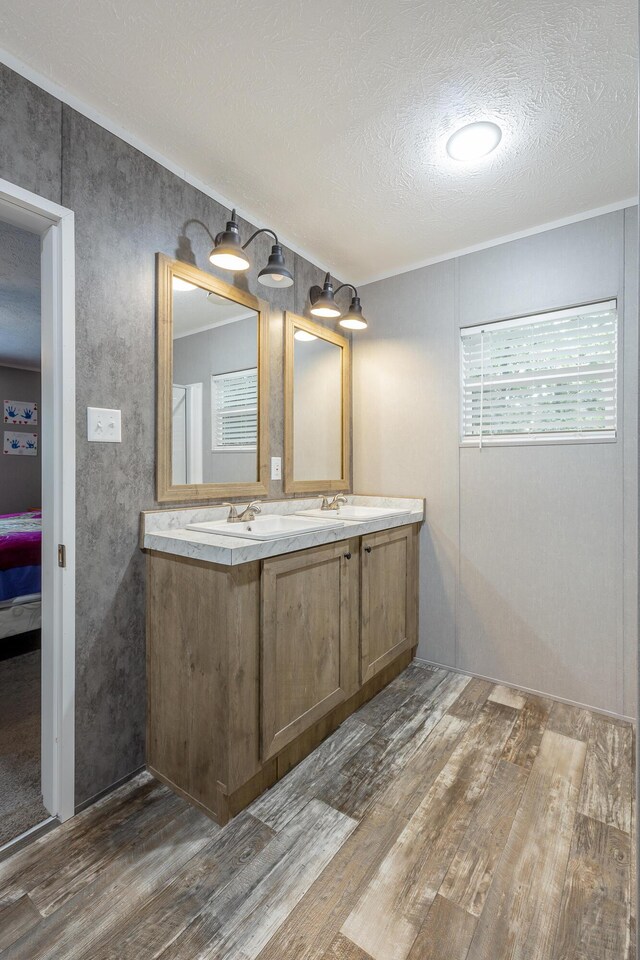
left=271, top=456, right=282, bottom=480
left=87, top=407, right=121, bottom=442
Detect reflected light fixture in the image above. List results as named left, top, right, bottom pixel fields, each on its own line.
left=309, top=275, right=368, bottom=330
left=294, top=329, right=318, bottom=342
left=208, top=210, right=294, bottom=287
left=172, top=276, right=198, bottom=292
left=446, top=121, right=502, bottom=161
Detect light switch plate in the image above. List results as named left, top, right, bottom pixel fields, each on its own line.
left=271, top=456, right=282, bottom=480
left=87, top=407, right=121, bottom=442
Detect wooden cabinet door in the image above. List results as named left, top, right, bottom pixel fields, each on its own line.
left=361, top=525, right=418, bottom=684
left=261, top=539, right=359, bottom=760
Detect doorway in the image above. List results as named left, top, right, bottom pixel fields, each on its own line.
left=0, top=178, right=75, bottom=850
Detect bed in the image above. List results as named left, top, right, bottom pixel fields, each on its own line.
left=0, top=510, right=42, bottom=640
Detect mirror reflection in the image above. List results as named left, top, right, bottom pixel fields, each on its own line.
left=293, top=328, right=343, bottom=481
left=172, top=281, right=259, bottom=485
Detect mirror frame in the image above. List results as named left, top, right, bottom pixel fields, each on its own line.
left=156, top=253, right=270, bottom=502
left=284, top=311, right=351, bottom=494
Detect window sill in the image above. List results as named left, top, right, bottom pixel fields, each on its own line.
left=460, top=433, right=617, bottom=449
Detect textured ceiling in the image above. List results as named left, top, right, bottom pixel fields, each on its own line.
left=0, top=0, right=636, bottom=283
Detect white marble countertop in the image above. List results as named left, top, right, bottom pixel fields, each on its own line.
left=141, top=495, right=424, bottom=566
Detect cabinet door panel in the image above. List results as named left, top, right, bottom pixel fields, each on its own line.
left=361, top=525, right=418, bottom=684
left=261, top=540, right=359, bottom=760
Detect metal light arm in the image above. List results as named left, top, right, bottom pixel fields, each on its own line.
left=333, top=282, right=359, bottom=300
left=182, top=216, right=280, bottom=256
left=181, top=218, right=217, bottom=245
left=242, top=227, right=280, bottom=250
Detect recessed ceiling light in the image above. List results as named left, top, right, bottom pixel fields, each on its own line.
left=446, top=121, right=502, bottom=162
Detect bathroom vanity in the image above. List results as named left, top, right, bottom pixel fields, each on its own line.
left=147, top=256, right=422, bottom=823
left=142, top=496, right=422, bottom=824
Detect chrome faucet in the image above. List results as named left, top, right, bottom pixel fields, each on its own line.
left=320, top=495, right=347, bottom=511
left=223, top=501, right=263, bottom=523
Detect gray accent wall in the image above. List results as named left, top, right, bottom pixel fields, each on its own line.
left=354, top=210, right=638, bottom=718
left=0, top=62, right=340, bottom=805
left=0, top=220, right=41, bottom=369
left=0, top=367, right=41, bottom=514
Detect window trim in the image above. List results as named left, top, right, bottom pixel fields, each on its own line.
left=459, top=299, right=618, bottom=448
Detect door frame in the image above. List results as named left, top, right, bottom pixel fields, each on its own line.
left=172, top=381, right=203, bottom=484
left=185, top=381, right=203, bottom=484
left=0, top=177, right=76, bottom=823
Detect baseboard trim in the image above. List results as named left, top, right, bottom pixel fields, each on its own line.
left=415, top=657, right=636, bottom=725
left=0, top=816, right=59, bottom=863
left=74, top=764, right=146, bottom=814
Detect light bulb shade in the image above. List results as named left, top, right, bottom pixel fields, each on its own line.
left=209, top=216, right=250, bottom=271
left=309, top=274, right=341, bottom=318
left=258, top=244, right=294, bottom=288
left=339, top=296, right=368, bottom=330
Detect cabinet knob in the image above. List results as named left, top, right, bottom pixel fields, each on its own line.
left=365, top=546, right=372, bottom=553
left=344, top=552, right=352, bottom=560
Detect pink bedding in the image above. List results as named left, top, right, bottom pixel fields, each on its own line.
left=0, top=511, right=42, bottom=571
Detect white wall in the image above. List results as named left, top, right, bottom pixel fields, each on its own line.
left=293, top=336, right=343, bottom=481
left=353, top=209, right=637, bottom=718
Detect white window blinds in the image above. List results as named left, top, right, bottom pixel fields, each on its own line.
left=460, top=300, right=617, bottom=445
left=211, top=368, right=258, bottom=451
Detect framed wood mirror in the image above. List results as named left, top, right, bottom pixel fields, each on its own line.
left=156, top=253, right=270, bottom=502
left=284, top=312, right=351, bottom=494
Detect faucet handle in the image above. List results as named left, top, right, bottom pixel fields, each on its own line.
left=237, top=500, right=263, bottom=521
left=321, top=495, right=347, bottom=511
left=222, top=502, right=239, bottom=521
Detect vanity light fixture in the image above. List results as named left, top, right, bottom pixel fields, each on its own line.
left=294, top=329, right=318, bottom=342
left=309, top=275, right=368, bottom=330
left=308, top=274, right=342, bottom=318
left=338, top=289, right=368, bottom=331
left=256, top=238, right=294, bottom=288
left=446, top=121, right=502, bottom=162
left=209, top=210, right=294, bottom=287
left=172, top=277, right=198, bottom=292
left=208, top=210, right=251, bottom=271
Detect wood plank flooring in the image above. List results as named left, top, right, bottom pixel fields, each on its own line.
left=0, top=663, right=634, bottom=960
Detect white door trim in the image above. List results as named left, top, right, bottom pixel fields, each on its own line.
left=185, top=382, right=203, bottom=484
left=0, top=177, right=76, bottom=823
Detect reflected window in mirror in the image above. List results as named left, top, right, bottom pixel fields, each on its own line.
left=157, top=254, right=269, bottom=501
left=172, top=286, right=258, bottom=485
left=211, top=367, right=257, bottom=454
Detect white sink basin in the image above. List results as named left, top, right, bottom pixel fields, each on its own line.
left=296, top=505, right=412, bottom=522
left=186, top=514, right=345, bottom=541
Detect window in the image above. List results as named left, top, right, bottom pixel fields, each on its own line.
left=211, top=368, right=258, bottom=452
left=460, top=300, right=618, bottom=445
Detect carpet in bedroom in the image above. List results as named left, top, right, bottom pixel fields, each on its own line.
left=0, top=648, right=48, bottom=847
